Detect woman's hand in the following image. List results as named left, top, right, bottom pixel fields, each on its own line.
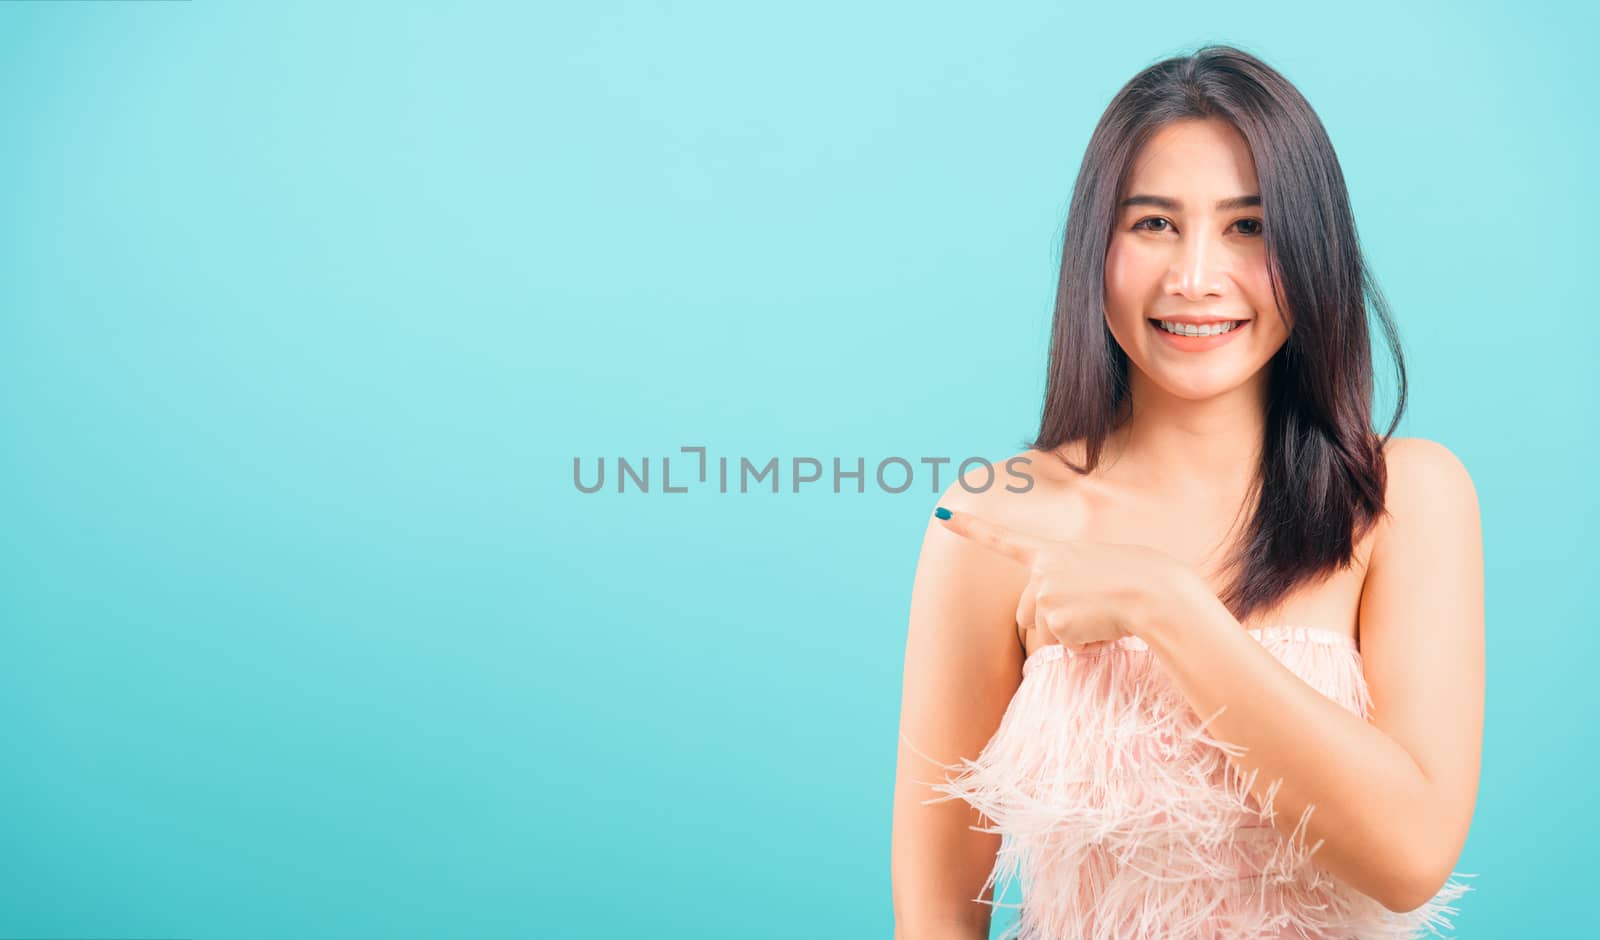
left=932, top=505, right=1199, bottom=649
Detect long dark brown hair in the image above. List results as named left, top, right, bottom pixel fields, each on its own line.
left=1031, top=43, right=1405, bottom=624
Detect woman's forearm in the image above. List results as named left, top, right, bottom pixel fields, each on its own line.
left=1133, top=577, right=1450, bottom=912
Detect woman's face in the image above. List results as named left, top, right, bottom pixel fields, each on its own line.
left=1103, top=117, right=1292, bottom=402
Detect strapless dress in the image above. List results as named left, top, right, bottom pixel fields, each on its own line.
left=905, top=625, right=1475, bottom=939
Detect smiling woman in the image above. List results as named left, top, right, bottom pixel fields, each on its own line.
left=890, top=44, right=1483, bottom=940
left=1104, top=119, right=1292, bottom=420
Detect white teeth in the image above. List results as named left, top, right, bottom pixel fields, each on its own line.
left=1157, top=320, right=1243, bottom=337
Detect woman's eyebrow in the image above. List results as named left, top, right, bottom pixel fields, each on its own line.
left=1120, top=194, right=1262, bottom=211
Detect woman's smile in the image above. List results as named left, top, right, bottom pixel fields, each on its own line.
left=1147, top=316, right=1251, bottom=351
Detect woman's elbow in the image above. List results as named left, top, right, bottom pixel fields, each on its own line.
left=890, top=870, right=991, bottom=940
left=891, top=912, right=990, bottom=940
left=1378, top=853, right=1455, bottom=915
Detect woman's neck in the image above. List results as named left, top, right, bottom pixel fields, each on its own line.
left=1103, top=368, right=1270, bottom=498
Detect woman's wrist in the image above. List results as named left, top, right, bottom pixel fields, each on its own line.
left=1128, top=558, right=1213, bottom=645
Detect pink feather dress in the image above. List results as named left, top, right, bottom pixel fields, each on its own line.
left=904, top=625, right=1475, bottom=939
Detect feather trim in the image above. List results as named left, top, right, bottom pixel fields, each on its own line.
left=900, top=626, right=1476, bottom=939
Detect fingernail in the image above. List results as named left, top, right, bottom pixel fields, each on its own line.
left=934, top=507, right=952, bottom=520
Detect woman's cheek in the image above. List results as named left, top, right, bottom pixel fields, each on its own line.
left=1103, top=240, right=1145, bottom=324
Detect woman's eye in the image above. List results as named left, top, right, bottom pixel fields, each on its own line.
left=1131, top=217, right=1264, bottom=235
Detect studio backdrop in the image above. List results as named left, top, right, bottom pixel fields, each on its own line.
left=1, top=2, right=1592, bottom=938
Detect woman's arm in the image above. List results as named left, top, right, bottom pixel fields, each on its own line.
left=1134, top=437, right=1485, bottom=912
left=891, top=481, right=1029, bottom=938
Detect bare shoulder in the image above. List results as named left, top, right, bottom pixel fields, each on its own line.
left=910, top=447, right=1086, bottom=658
left=1371, top=435, right=1481, bottom=569
left=1381, top=436, right=1475, bottom=484
left=933, top=445, right=1091, bottom=536
left=1379, top=436, right=1480, bottom=524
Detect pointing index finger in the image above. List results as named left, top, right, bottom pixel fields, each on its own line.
left=933, top=506, right=1037, bottom=566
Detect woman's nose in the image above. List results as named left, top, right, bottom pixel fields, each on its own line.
left=1166, top=228, right=1228, bottom=300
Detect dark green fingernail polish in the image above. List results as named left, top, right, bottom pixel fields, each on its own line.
left=934, top=507, right=952, bottom=520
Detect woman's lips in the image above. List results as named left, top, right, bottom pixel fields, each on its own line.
left=1147, top=318, right=1250, bottom=351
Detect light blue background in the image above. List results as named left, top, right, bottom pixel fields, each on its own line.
left=1, top=2, right=1590, bottom=937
